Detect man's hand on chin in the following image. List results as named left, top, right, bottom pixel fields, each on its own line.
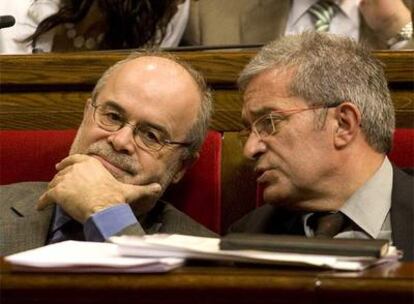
left=37, top=154, right=161, bottom=223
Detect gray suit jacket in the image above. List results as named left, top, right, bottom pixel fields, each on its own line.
left=229, top=167, right=414, bottom=261
left=0, top=182, right=216, bottom=256
left=183, top=0, right=412, bottom=49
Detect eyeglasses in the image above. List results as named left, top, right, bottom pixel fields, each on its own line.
left=91, top=102, right=191, bottom=152
left=240, top=104, right=339, bottom=144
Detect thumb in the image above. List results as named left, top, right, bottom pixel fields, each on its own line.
left=122, top=183, right=162, bottom=203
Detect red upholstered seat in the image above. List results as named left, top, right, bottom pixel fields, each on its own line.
left=0, top=129, right=222, bottom=233
left=0, top=130, right=77, bottom=184
left=388, top=128, right=414, bottom=168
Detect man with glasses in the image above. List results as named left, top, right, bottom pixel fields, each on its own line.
left=230, top=31, right=413, bottom=261
left=1, top=52, right=216, bottom=256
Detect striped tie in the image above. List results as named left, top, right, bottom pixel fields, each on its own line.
left=308, top=1, right=338, bottom=32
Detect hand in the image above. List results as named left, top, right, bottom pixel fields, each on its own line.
left=37, top=154, right=161, bottom=223
left=359, top=0, right=411, bottom=40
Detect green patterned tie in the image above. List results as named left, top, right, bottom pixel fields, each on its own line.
left=309, top=0, right=338, bottom=32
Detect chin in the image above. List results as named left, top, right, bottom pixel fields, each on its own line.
left=262, top=185, right=288, bottom=206
left=262, top=182, right=301, bottom=209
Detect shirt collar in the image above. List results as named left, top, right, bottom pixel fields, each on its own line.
left=340, top=157, right=393, bottom=238
left=290, top=0, right=359, bottom=27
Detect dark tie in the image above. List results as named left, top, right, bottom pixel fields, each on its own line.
left=48, top=220, right=85, bottom=244
left=308, top=0, right=338, bottom=32
left=310, top=212, right=346, bottom=238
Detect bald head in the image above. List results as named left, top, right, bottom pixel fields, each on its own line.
left=93, top=54, right=201, bottom=105
left=91, top=52, right=212, bottom=158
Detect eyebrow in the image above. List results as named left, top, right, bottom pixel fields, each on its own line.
left=242, top=106, right=275, bottom=126
left=100, top=100, right=127, bottom=116
left=139, top=122, right=170, bottom=138
left=100, top=100, right=171, bottom=138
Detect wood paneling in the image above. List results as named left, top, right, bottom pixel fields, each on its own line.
left=0, top=89, right=412, bottom=130
left=1, top=50, right=413, bottom=86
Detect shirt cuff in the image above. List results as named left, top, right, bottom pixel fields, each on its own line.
left=84, top=204, right=137, bottom=242
left=389, top=39, right=411, bottom=50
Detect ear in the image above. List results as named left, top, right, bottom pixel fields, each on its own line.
left=333, top=102, right=361, bottom=149
left=85, top=98, right=91, bottom=108
left=171, top=152, right=200, bottom=184
left=79, top=98, right=92, bottom=120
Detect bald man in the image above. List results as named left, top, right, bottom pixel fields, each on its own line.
left=0, top=53, right=216, bottom=256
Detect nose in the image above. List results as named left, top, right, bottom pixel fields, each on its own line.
left=107, top=125, right=136, bottom=155
left=243, top=133, right=267, bottom=160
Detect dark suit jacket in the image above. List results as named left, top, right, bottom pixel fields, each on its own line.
left=183, top=0, right=413, bottom=49
left=0, top=182, right=216, bottom=256
left=229, top=167, right=414, bottom=261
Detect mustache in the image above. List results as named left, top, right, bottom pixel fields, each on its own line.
left=87, top=142, right=139, bottom=175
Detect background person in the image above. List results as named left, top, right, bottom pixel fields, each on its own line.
left=182, top=0, right=413, bottom=50
left=0, top=0, right=190, bottom=53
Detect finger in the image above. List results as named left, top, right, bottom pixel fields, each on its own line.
left=47, top=177, right=58, bottom=190
left=123, top=183, right=162, bottom=203
left=47, top=165, right=73, bottom=189
left=52, top=166, right=72, bottom=179
left=56, top=154, right=91, bottom=170
left=37, top=190, right=55, bottom=210
left=47, top=173, right=66, bottom=189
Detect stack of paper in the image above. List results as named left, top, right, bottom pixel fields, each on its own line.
left=111, top=234, right=400, bottom=271
left=5, top=241, right=184, bottom=273
left=5, top=235, right=399, bottom=273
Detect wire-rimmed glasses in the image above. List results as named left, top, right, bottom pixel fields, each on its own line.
left=91, top=102, right=191, bottom=152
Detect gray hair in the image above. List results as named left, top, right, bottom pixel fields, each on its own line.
left=238, top=31, right=395, bottom=153
left=91, top=51, right=213, bottom=159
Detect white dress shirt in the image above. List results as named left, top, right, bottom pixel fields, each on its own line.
left=285, top=0, right=361, bottom=41
left=285, top=0, right=409, bottom=49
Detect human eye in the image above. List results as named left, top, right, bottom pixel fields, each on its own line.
left=99, top=109, right=123, bottom=126
left=256, top=113, right=286, bottom=136
left=138, top=126, right=164, bottom=146
left=255, top=115, right=275, bottom=136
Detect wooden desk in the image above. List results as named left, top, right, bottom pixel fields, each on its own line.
left=1, top=260, right=413, bottom=304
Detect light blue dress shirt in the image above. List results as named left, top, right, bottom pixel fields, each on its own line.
left=50, top=203, right=138, bottom=242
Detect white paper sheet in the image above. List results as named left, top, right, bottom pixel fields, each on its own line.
left=5, top=240, right=184, bottom=273
left=111, top=234, right=399, bottom=271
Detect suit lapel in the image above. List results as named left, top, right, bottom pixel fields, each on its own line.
left=390, top=167, right=414, bottom=260
left=240, top=0, right=291, bottom=44
left=5, top=183, right=54, bottom=254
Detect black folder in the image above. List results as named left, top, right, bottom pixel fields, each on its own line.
left=220, top=233, right=390, bottom=258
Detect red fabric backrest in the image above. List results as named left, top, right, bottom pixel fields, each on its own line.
left=0, top=129, right=222, bottom=233
left=388, top=128, right=414, bottom=168
left=0, top=130, right=77, bottom=184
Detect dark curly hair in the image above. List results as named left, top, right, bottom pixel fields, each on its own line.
left=27, top=0, right=182, bottom=50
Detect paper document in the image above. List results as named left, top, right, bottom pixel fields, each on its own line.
left=111, top=234, right=399, bottom=271
left=5, top=241, right=184, bottom=273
